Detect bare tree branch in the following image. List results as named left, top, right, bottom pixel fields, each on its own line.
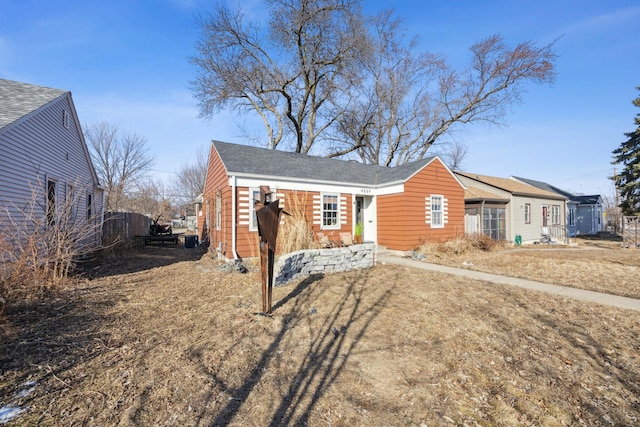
left=191, top=0, right=369, bottom=153
left=172, top=146, right=208, bottom=209
left=84, top=121, right=154, bottom=212
left=192, top=2, right=556, bottom=167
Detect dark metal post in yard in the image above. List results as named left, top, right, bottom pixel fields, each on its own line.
left=255, top=186, right=288, bottom=314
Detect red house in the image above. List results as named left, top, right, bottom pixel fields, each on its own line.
left=199, top=141, right=465, bottom=259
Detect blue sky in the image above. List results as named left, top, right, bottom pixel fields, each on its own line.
left=1, top=0, right=638, bottom=197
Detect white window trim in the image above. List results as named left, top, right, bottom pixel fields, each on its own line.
left=524, top=203, right=531, bottom=224
left=568, top=207, right=576, bottom=226
left=430, top=194, right=444, bottom=229
left=248, top=187, right=260, bottom=231
left=551, top=205, right=561, bottom=225
left=321, top=192, right=340, bottom=230
left=86, top=192, right=93, bottom=221
left=67, top=183, right=76, bottom=222
left=46, top=177, right=57, bottom=226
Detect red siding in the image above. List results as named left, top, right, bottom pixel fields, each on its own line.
left=200, top=147, right=233, bottom=257
left=203, top=147, right=462, bottom=258
left=377, top=159, right=464, bottom=250
left=234, top=189, right=353, bottom=258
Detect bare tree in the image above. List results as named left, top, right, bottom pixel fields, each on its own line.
left=602, top=187, right=622, bottom=234
left=125, top=179, right=176, bottom=222
left=192, top=2, right=556, bottom=166
left=435, top=140, right=469, bottom=171
left=84, top=121, right=154, bottom=212
left=334, top=12, right=557, bottom=166
left=191, top=0, right=369, bottom=153
left=172, top=146, right=208, bottom=208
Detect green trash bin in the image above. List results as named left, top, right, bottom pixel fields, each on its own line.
left=515, top=234, right=522, bottom=246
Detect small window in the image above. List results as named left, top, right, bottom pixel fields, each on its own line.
left=47, top=180, right=56, bottom=226
left=63, top=110, right=70, bottom=129
left=322, top=193, right=339, bottom=229
left=524, top=204, right=531, bottom=224
left=568, top=208, right=576, bottom=226
left=67, top=184, right=76, bottom=222
left=249, top=188, right=260, bottom=231
left=87, top=193, right=93, bottom=221
left=430, top=195, right=444, bottom=228
left=551, top=205, right=560, bottom=225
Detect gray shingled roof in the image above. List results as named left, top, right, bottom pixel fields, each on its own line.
left=0, top=79, right=67, bottom=131
left=513, top=176, right=600, bottom=205
left=573, top=195, right=602, bottom=205
left=512, top=176, right=575, bottom=200
left=212, top=140, right=436, bottom=186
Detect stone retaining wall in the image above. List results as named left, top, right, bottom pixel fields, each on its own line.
left=275, top=243, right=376, bottom=285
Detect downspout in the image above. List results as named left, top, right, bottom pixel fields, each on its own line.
left=231, top=175, right=238, bottom=260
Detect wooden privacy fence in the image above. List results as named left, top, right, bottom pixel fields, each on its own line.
left=102, top=212, right=152, bottom=247
left=622, top=216, right=639, bottom=248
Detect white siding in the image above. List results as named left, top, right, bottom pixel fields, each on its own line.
left=0, top=95, right=103, bottom=249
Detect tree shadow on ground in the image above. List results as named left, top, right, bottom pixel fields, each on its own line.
left=197, top=267, right=396, bottom=426
left=0, top=281, right=119, bottom=418
left=532, top=312, right=640, bottom=425
left=77, top=245, right=209, bottom=279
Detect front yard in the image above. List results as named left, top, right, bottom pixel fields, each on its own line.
left=1, top=242, right=639, bottom=425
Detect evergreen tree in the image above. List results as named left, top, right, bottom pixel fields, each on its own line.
left=612, top=87, right=640, bottom=215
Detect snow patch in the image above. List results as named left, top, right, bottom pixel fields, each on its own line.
left=0, top=406, right=26, bottom=424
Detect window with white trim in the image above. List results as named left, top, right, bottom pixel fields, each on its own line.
left=322, top=193, right=339, bottom=229
left=47, top=179, right=56, bottom=226
left=430, top=195, right=444, bottom=228
left=63, top=110, right=70, bottom=129
left=524, top=203, right=531, bottom=224
left=67, top=184, right=76, bottom=222
left=551, top=205, right=560, bottom=225
left=86, top=193, right=93, bottom=221
left=568, top=207, right=576, bottom=226
left=249, top=188, right=260, bottom=231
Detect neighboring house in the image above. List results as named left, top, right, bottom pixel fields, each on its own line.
left=200, top=140, right=465, bottom=259
left=0, top=78, right=104, bottom=249
left=512, top=176, right=603, bottom=236
left=455, top=172, right=567, bottom=243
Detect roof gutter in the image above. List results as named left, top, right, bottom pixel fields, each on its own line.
left=226, top=171, right=379, bottom=189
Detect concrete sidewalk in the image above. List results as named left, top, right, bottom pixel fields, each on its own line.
left=377, top=251, right=640, bottom=312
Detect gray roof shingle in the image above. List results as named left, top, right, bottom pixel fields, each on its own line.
left=0, top=79, right=67, bottom=131
left=212, top=140, right=436, bottom=186
left=511, top=176, right=575, bottom=199
left=512, top=176, right=601, bottom=204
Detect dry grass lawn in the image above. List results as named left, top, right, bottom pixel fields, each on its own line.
left=417, top=235, right=640, bottom=300
left=1, top=241, right=639, bottom=426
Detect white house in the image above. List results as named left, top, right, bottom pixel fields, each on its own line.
left=0, top=78, right=104, bottom=250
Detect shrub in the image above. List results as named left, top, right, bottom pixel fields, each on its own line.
left=417, top=233, right=506, bottom=257
left=0, top=178, right=102, bottom=312
left=276, top=191, right=315, bottom=254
